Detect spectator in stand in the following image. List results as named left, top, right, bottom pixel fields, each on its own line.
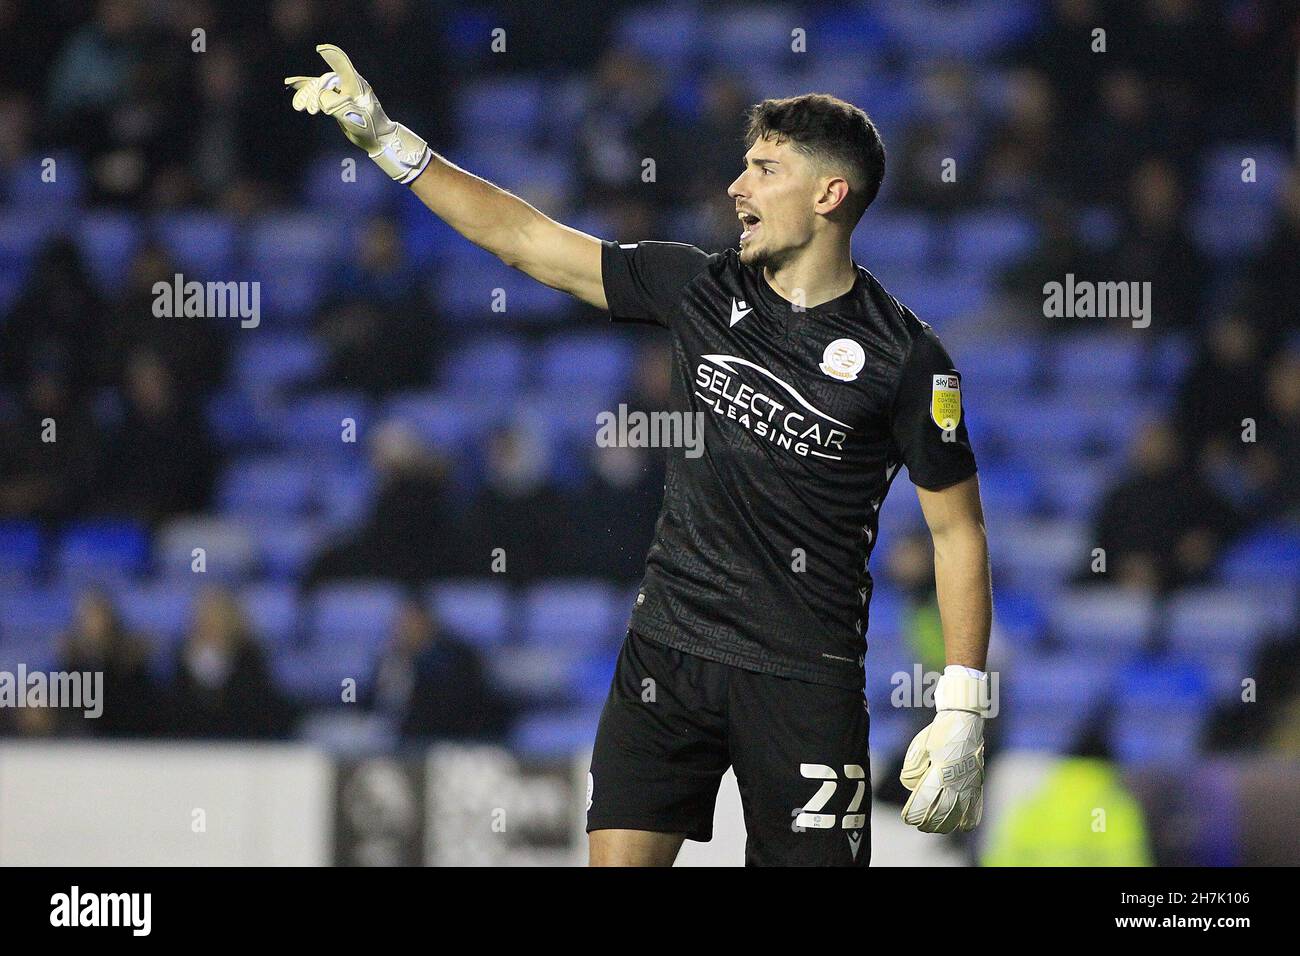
left=1085, top=418, right=1244, bottom=594
left=1246, top=348, right=1300, bottom=521
left=0, top=356, right=101, bottom=523
left=0, top=237, right=104, bottom=403
left=171, top=586, right=292, bottom=738
left=312, top=216, right=435, bottom=398
left=56, top=589, right=167, bottom=737
left=99, top=347, right=217, bottom=524
left=1249, top=167, right=1300, bottom=342
left=1100, top=158, right=1206, bottom=332
left=365, top=596, right=505, bottom=741
left=1172, top=310, right=1269, bottom=466
left=307, top=420, right=459, bottom=587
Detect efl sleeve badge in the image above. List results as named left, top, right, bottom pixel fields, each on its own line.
left=930, top=373, right=962, bottom=429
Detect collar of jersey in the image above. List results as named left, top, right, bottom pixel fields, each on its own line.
left=752, top=261, right=867, bottom=318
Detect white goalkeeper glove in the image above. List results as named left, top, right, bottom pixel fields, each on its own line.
left=284, top=43, right=432, bottom=185
left=900, top=666, right=989, bottom=833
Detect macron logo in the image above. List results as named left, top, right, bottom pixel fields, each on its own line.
left=50, top=886, right=151, bottom=937
left=729, top=298, right=752, bottom=328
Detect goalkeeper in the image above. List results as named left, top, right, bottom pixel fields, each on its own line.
left=287, top=45, right=993, bottom=866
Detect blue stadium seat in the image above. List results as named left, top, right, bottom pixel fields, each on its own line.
left=384, top=392, right=494, bottom=456
left=3, top=150, right=85, bottom=209
left=970, top=464, right=1042, bottom=518
left=155, top=516, right=255, bottom=581
left=987, top=515, right=1092, bottom=590
left=114, top=581, right=196, bottom=648
left=233, top=335, right=325, bottom=395
left=1034, top=459, right=1118, bottom=521
left=1053, top=334, right=1149, bottom=392
left=520, top=580, right=623, bottom=650
left=310, top=582, right=406, bottom=644
left=456, top=78, right=547, bottom=144
left=1048, top=587, right=1157, bottom=651
left=1217, top=523, right=1300, bottom=587
left=538, top=335, right=635, bottom=397
left=613, top=4, right=703, bottom=66
left=1199, top=143, right=1291, bottom=206
left=486, top=645, right=584, bottom=701
left=239, top=582, right=302, bottom=648
left=255, top=518, right=330, bottom=582
left=302, top=151, right=392, bottom=214
left=217, top=456, right=317, bottom=516
left=274, top=640, right=378, bottom=703
left=0, top=588, right=75, bottom=645
left=992, top=587, right=1047, bottom=648
left=206, top=388, right=269, bottom=449
left=0, top=520, right=43, bottom=580
left=1166, top=587, right=1280, bottom=654
left=245, top=213, right=344, bottom=268
left=427, top=579, right=514, bottom=649
left=272, top=392, right=373, bottom=450
left=999, top=650, right=1119, bottom=752
left=57, top=519, right=151, bottom=584
left=74, top=211, right=142, bottom=293
left=152, top=211, right=239, bottom=278
left=510, top=704, right=604, bottom=760
left=952, top=209, right=1037, bottom=271
left=1112, top=655, right=1211, bottom=765
left=434, top=253, right=573, bottom=321
left=850, top=210, right=931, bottom=271
left=438, top=337, right=527, bottom=395
left=959, top=337, right=1044, bottom=393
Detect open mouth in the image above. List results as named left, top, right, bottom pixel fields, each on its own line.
left=738, top=211, right=761, bottom=242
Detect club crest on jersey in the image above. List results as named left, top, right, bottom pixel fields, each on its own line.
left=931, top=373, right=962, bottom=429
left=819, top=338, right=866, bottom=382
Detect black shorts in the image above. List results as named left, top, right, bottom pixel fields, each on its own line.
left=587, top=629, right=871, bottom=866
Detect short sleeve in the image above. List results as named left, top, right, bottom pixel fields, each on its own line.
left=601, top=240, right=710, bottom=328
left=889, top=324, right=978, bottom=491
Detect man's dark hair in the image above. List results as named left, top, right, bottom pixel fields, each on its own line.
left=744, top=93, right=886, bottom=223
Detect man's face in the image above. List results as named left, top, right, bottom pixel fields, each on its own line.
left=727, top=136, right=821, bottom=268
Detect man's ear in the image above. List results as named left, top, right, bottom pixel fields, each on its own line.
left=816, top=176, right=852, bottom=217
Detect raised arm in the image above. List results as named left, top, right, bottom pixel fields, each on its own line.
left=286, top=43, right=607, bottom=310
left=407, top=157, right=606, bottom=309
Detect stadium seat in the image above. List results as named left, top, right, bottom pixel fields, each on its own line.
left=155, top=516, right=256, bottom=581
left=510, top=703, right=604, bottom=760
left=233, top=335, right=326, bottom=396
left=1166, top=587, right=1281, bottom=654
left=992, top=587, right=1048, bottom=648
left=272, top=392, right=373, bottom=450
left=74, top=211, right=142, bottom=293
left=3, top=150, right=85, bottom=209
left=1048, top=587, right=1158, bottom=651
left=538, top=335, right=635, bottom=397
left=152, top=211, right=239, bottom=278
left=0, top=588, right=75, bottom=645
left=57, top=519, right=151, bottom=584
left=1053, top=333, right=1149, bottom=392
left=487, top=645, right=585, bottom=701
left=427, top=579, right=515, bottom=649
left=217, top=456, right=317, bottom=517
left=1217, top=523, right=1300, bottom=587
left=438, top=336, right=527, bottom=395
left=255, top=518, right=330, bottom=582
left=0, top=520, right=43, bottom=581
left=520, top=580, right=623, bottom=651
left=113, top=581, right=197, bottom=649
left=456, top=77, right=547, bottom=144
left=239, top=582, right=302, bottom=648
left=310, top=582, right=407, bottom=645
left=951, top=209, right=1038, bottom=271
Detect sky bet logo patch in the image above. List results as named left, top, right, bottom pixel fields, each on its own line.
left=930, top=373, right=961, bottom=430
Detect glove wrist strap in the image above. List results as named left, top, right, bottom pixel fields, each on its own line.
left=934, top=670, right=990, bottom=716
left=370, top=124, right=432, bottom=184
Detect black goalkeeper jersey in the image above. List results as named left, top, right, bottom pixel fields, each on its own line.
left=601, top=239, right=978, bottom=690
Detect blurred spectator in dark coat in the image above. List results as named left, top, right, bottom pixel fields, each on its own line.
left=1085, top=419, right=1244, bottom=594
left=1248, top=168, right=1300, bottom=342
left=56, top=589, right=167, bottom=737
left=171, top=587, right=292, bottom=738
left=1172, top=310, right=1268, bottom=465
left=307, top=420, right=458, bottom=587
left=313, top=217, right=434, bottom=398
left=98, top=243, right=229, bottom=396
left=1244, top=348, right=1300, bottom=521
left=99, top=347, right=217, bottom=524
left=460, top=422, right=568, bottom=582
left=0, top=357, right=101, bottom=523
left=573, top=442, right=663, bottom=582
left=0, top=237, right=104, bottom=403
left=365, top=597, right=506, bottom=740
left=1100, top=158, right=1206, bottom=332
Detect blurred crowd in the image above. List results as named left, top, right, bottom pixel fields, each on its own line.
left=0, top=0, right=1298, bottom=767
